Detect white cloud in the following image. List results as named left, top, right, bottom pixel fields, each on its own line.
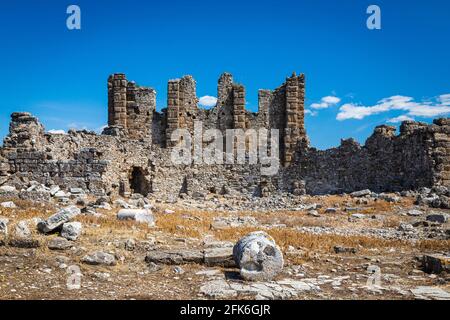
left=48, top=129, right=66, bottom=135
left=310, top=96, right=341, bottom=110
left=322, top=96, right=341, bottom=105
left=387, top=115, right=414, bottom=123
left=336, top=94, right=450, bottom=121
left=198, top=96, right=217, bottom=108
left=305, top=109, right=318, bottom=116
left=439, top=94, right=450, bottom=106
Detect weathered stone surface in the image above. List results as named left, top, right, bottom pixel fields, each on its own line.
left=145, top=249, right=203, bottom=265
left=204, top=247, right=235, bottom=267
left=0, top=73, right=449, bottom=202
left=124, top=238, right=136, bottom=251
left=1, top=201, right=17, bottom=208
left=411, top=286, right=450, bottom=300
left=351, top=189, right=371, bottom=197
left=200, top=278, right=316, bottom=300
left=48, top=237, right=73, bottom=250
left=61, top=222, right=82, bottom=241
left=426, top=213, right=448, bottom=224
left=37, top=206, right=81, bottom=233
left=0, top=185, right=17, bottom=193
left=350, top=213, right=366, bottom=220
left=210, top=216, right=257, bottom=230
left=113, top=199, right=130, bottom=209
left=421, top=254, right=450, bottom=274
left=9, top=238, right=40, bottom=248
left=49, top=185, right=60, bottom=196
left=82, top=251, right=117, bottom=266
left=0, top=217, right=9, bottom=236
left=199, top=280, right=238, bottom=299
left=398, top=223, right=415, bottom=232
left=233, top=231, right=284, bottom=281
left=308, top=210, right=320, bottom=217
left=117, top=209, right=155, bottom=227
left=15, top=221, right=31, bottom=238
left=407, top=209, right=423, bottom=216
left=333, top=246, right=357, bottom=254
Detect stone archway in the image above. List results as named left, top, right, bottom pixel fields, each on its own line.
left=129, top=167, right=151, bottom=196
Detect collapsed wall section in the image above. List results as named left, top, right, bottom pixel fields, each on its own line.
left=292, top=119, right=450, bottom=194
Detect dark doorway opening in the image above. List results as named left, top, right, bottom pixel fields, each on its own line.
left=129, top=167, right=151, bottom=196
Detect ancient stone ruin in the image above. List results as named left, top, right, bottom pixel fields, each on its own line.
left=0, top=72, right=449, bottom=200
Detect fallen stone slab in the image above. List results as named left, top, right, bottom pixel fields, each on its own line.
left=0, top=185, right=17, bottom=193
left=204, top=247, right=235, bottom=267
left=200, top=278, right=316, bottom=300
left=61, top=222, right=82, bottom=241
left=233, top=231, right=284, bottom=281
left=378, top=193, right=400, bottom=203
left=351, top=189, right=371, bottom=197
left=199, top=280, right=238, bottom=299
left=411, top=286, right=450, bottom=300
left=333, top=246, right=357, bottom=254
left=117, top=209, right=155, bottom=227
left=113, top=199, right=130, bottom=209
left=53, top=190, right=68, bottom=198
left=82, top=251, right=117, bottom=266
left=308, top=210, right=320, bottom=217
left=426, top=213, right=448, bottom=224
left=350, top=213, right=366, bottom=219
left=407, top=209, right=423, bottom=217
left=195, top=269, right=222, bottom=276
left=9, top=238, right=40, bottom=249
left=48, top=237, right=73, bottom=250
left=421, top=254, right=450, bottom=274
left=49, top=185, right=60, bottom=196
left=37, top=206, right=81, bottom=233
left=69, top=188, right=85, bottom=195
left=1, top=201, right=17, bottom=208
left=398, top=223, right=415, bottom=232
left=145, top=249, right=203, bottom=265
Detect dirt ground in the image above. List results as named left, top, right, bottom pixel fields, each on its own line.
left=0, top=194, right=449, bottom=300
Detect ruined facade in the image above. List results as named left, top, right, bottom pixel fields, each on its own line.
left=0, top=72, right=449, bottom=200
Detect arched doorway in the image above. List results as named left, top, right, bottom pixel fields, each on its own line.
left=129, top=167, right=151, bottom=196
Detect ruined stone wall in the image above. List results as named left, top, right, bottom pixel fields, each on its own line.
left=290, top=119, right=450, bottom=195
left=0, top=72, right=448, bottom=200
left=108, top=74, right=154, bottom=141
left=126, top=82, right=156, bottom=141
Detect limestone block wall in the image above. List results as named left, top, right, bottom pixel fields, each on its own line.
left=291, top=119, right=450, bottom=195
left=0, top=72, right=448, bottom=199
left=108, top=74, right=155, bottom=141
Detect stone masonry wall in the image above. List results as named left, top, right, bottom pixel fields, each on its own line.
left=0, top=72, right=449, bottom=200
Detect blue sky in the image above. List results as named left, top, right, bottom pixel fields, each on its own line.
left=0, top=0, right=449, bottom=149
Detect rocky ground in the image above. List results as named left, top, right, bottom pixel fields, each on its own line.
left=0, top=184, right=449, bottom=300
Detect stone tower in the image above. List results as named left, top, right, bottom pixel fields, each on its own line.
left=107, top=73, right=156, bottom=140
left=283, top=72, right=306, bottom=166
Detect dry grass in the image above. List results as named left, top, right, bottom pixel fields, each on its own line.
left=2, top=198, right=448, bottom=259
